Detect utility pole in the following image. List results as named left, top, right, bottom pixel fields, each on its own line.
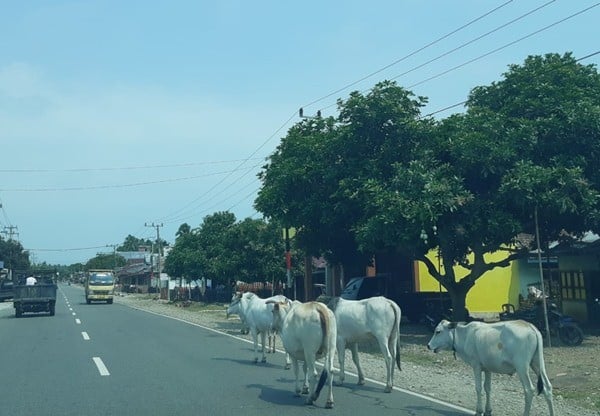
left=145, top=223, right=164, bottom=299
left=2, top=225, right=18, bottom=241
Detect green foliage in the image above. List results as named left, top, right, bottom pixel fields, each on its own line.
left=255, top=54, right=600, bottom=320
left=85, top=253, right=125, bottom=270
left=256, top=81, right=428, bottom=273
left=117, top=234, right=155, bottom=252
left=0, top=237, right=30, bottom=270
left=164, top=212, right=290, bottom=287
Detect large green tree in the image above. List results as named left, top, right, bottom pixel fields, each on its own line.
left=354, top=53, right=600, bottom=319
left=256, top=81, right=429, bottom=274
left=256, top=54, right=600, bottom=320
left=117, top=235, right=154, bottom=252
left=164, top=212, right=290, bottom=287
left=0, top=237, right=30, bottom=271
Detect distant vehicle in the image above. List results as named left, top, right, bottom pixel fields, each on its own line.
left=340, top=275, right=451, bottom=324
left=0, top=269, right=14, bottom=302
left=85, top=270, right=116, bottom=304
left=13, top=279, right=57, bottom=317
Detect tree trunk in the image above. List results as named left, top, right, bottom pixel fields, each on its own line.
left=446, top=280, right=472, bottom=321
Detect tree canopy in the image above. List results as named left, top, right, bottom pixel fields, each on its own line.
left=0, top=237, right=30, bottom=271
left=164, top=212, right=293, bottom=287
left=256, top=53, right=600, bottom=319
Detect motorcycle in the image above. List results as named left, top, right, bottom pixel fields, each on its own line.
left=499, top=300, right=584, bottom=346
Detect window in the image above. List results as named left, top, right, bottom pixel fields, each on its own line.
left=560, top=271, right=586, bottom=301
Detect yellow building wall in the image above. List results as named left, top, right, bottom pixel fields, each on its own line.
left=415, top=250, right=520, bottom=314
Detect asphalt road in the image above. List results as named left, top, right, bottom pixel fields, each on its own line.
left=0, top=284, right=470, bottom=416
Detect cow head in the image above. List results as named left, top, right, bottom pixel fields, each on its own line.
left=427, top=319, right=456, bottom=353
left=226, top=293, right=243, bottom=318
left=269, top=301, right=290, bottom=332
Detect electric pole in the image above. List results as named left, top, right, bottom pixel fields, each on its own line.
left=145, top=222, right=164, bottom=299
left=2, top=225, right=18, bottom=241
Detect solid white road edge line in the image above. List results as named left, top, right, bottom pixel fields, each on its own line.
left=124, top=303, right=472, bottom=415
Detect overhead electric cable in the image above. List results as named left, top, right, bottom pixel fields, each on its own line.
left=26, top=245, right=111, bottom=252
left=416, top=48, right=600, bottom=119
left=319, top=0, right=560, bottom=113
left=301, top=0, right=514, bottom=109
left=0, top=158, right=263, bottom=173
left=155, top=111, right=297, bottom=223
left=0, top=167, right=256, bottom=192
left=407, top=2, right=600, bottom=90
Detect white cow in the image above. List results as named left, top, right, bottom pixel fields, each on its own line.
left=226, top=292, right=249, bottom=334
left=227, top=292, right=290, bottom=365
left=330, top=296, right=401, bottom=392
left=270, top=300, right=337, bottom=408
left=427, top=319, right=554, bottom=416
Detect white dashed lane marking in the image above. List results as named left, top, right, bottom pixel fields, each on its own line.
left=93, top=357, right=110, bottom=376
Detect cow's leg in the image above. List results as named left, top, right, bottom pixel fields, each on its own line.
left=301, top=361, right=310, bottom=395
left=375, top=335, right=393, bottom=392
left=325, top=347, right=335, bottom=408
left=284, top=352, right=292, bottom=370
left=531, top=362, right=555, bottom=416
left=267, top=330, right=275, bottom=353
left=483, top=370, right=492, bottom=416
left=251, top=329, right=259, bottom=364
left=350, top=343, right=365, bottom=385
left=292, top=359, right=302, bottom=396
left=472, top=368, right=485, bottom=416
left=304, top=356, right=318, bottom=405
left=336, top=339, right=346, bottom=385
left=260, top=330, right=267, bottom=363
left=516, top=368, right=535, bottom=416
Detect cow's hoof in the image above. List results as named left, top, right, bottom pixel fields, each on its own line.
left=384, top=385, right=392, bottom=393
left=301, top=387, right=309, bottom=395
left=253, top=358, right=258, bottom=364
left=261, top=357, right=267, bottom=363
left=325, top=400, right=334, bottom=409
left=357, top=378, right=365, bottom=385
left=284, top=364, right=291, bottom=370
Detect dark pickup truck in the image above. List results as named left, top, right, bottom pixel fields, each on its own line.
left=13, top=283, right=57, bottom=317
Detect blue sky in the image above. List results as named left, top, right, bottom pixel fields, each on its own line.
left=1, top=0, right=599, bottom=265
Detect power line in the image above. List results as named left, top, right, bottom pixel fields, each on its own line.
left=301, top=0, right=515, bottom=109
left=419, top=48, right=600, bottom=119
left=146, top=2, right=566, bottom=225
left=0, top=167, right=257, bottom=192
left=25, top=245, right=112, bottom=252
left=407, top=2, right=600, bottom=90
left=0, top=158, right=263, bottom=173
left=155, top=111, right=297, bottom=224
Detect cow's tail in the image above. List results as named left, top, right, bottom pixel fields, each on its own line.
left=315, top=303, right=329, bottom=357
left=533, top=325, right=551, bottom=396
left=314, top=302, right=332, bottom=401
left=390, top=301, right=402, bottom=371
left=315, top=368, right=328, bottom=399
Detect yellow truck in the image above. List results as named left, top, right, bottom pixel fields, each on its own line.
left=85, top=269, right=115, bottom=304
